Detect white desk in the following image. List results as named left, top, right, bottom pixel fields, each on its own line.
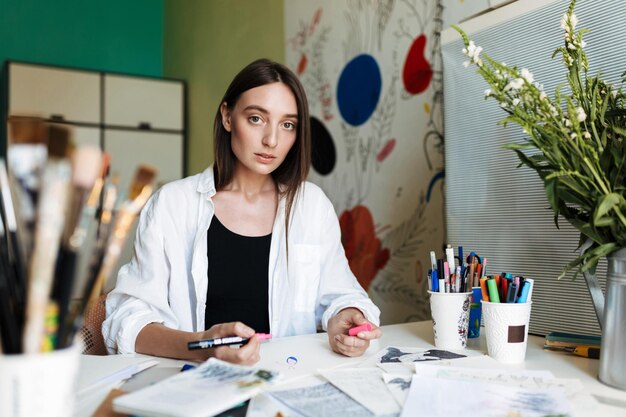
left=76, top=321, right=626, bottom=417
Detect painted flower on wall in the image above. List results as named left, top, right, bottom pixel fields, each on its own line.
left=339, top=205, right=390, bottom=290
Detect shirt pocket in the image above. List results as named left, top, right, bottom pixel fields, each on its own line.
left=291, top=244, right=321, bottom=312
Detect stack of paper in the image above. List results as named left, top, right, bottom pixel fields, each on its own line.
left=263, top=346, right=594, bottom=417
left=112, top=358, right=280, bottom=417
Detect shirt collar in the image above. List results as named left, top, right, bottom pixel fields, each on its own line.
left=196, top=165, right=216, bottom=197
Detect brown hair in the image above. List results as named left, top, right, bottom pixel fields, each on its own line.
left=213, top=58, right=311, bottom=246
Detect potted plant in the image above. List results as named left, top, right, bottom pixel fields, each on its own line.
left=453, top=0, right=625, bottom=390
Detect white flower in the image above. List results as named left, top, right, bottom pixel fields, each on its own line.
left=520, top=68, right=534, bottom=84
left=571, top=133, right=578, bottom=139
left=506, top=78, right=524, bottom=90
left=612, top=90, right=618, bottom=99
left=570, top=13, right=578, bottom=29
left=576, top=107, right=587, bottom=122
left=580, top=40, right=587, bottom=48
left=584, top=131, right=592, bottom=139
left=464, top=41, right=483, bottom=62
left=564, top=118, right=572, bottom=127
left=484, top=89, right=491, bottom=97
left=512, top=98, right=520, bottom=106
left=567, top=42, right=576, bottom=50
left=463, top=61, right=470, bottom=68
left=560, top=14, right=569, bottom=31
left=540, top=92, right=547, bottom=101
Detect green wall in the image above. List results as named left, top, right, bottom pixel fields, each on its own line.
left=164, top=0, right=285, bottom=175
left=0, top=0, right=163, bottom=76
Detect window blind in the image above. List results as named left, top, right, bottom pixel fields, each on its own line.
left=441, top=0, right=626, bottom=336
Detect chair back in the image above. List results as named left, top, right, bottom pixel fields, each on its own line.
left=79, top=292, right=108, bottom=355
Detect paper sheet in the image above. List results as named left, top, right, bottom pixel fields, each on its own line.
left=113, top=358, right=279, bottom=417
left=413, top=365, right=598, bottom=416
left=255, top=335, right=371, bottom=383
left=400, top=375, right=573, bottom=417
left=360, top=345, right=483, bottom=373
left=270, top=382, right=380, bottom=417
left=319, top=368, right=400, bottom=416
left=381, top=374, right=412, bottom=407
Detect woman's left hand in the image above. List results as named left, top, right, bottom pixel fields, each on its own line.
left=327, top=308, right=382, bottom=357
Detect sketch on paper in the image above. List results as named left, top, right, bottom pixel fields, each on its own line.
left=382, top=373, right=412, bottom=407
left=270, top=382, right=377, bottom=417
left=401, top=375, right=573, bottom=417
left=379, top=346, right=466, bottom=363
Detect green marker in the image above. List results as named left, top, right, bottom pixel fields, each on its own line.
left=487, top=278, right=500, bottom=303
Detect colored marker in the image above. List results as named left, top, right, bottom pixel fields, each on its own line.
left=487, top=278, right=500, bottom=303
left=517, top=278, right=534, bottom=303
left=348, top=323, right=373, bottom=336
left=187, top=333, right=272, bottom=350
left=431, top=269, right=440, bottom=292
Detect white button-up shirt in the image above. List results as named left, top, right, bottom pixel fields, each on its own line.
left=103, top=167, right=380, bottom=354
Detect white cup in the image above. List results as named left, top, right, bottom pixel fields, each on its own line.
left=0, top=344, right=81, bottom=417
left=428, top=290, right=472, bottom=350
left=482, top=301, right=532, bottom=363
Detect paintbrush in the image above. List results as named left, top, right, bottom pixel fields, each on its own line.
left=51, top=145, right=102, bottom=349
left=6, top=116, right=48, bottom=259
left=22, top=125, right=72, bottom=353
left=0, top=159, right=27, bottom=350
left=86, top=165, right=157, bottom=305
left=61, top=156, right=115, bottom=348
left=0, top=216, right=21, bottom=353
left=80, top=173, right=119, bottom=307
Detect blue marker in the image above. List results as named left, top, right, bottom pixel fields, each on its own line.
left=517, top=278, right=534, bottom=303
left=431, top=269, right=439, bottom=292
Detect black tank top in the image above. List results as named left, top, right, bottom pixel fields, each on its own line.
left=205, top=215, right=271, bottom=334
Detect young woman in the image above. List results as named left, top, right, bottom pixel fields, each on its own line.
left=103, top=59, right=381, bottom=364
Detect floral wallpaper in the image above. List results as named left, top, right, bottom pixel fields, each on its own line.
left=285, top=0, right=452, bottom=324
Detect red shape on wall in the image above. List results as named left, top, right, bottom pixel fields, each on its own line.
left=402, top=34, right=433, bottom=95
left=339, top=205, right=390, bottom=291
left=297, top=53, right=308, bottom=75
left=376, top=138, right=396, bottom=162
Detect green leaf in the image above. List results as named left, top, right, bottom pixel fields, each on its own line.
left=544, top=178, right=559, bottom=211
left=593, top=193, right=622, bottom=224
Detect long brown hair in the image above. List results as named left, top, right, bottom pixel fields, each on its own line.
left=213, top=58, right=311, bottom=246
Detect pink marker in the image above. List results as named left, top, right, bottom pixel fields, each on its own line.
left=256, top=333, right=273, bottom=342
left=348, top=323, right=372, bottom=336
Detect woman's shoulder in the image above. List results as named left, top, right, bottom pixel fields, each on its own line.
left=144, top=168, right=213, bottom=216
left=157, top=167, right=214, bottom=199
left=296, top=181, right=334, bottom=213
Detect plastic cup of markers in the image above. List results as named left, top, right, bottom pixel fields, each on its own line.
left=428, top=290, right=472, bottom=350
left=0, top=344, right=81, bottom=417
left=468, top=287, right=483, bottom=338
left=482, top=301, right=532, bottom=364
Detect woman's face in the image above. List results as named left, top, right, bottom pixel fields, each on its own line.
left=221, top=82, right=298, bottom=177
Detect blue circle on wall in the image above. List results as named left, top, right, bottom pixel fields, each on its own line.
left=336, top=54, right=382, bottom=126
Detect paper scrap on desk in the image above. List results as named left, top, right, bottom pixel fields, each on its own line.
left=413, top=365, right=598, bottom=416
left=319, top=368, right=400, bottom=416
left=366, top=346, right=482, bottom=374
left=270, top=382, right=397, bottom=417
left=381, top=374, right=412, bottom=407
left=112, top=358, right=279, bottom=417
left=246, top=392, right=296, bottom=417
left=400, top=375, right=573, bottom=417
left=77, top=358, right=159, bottom=396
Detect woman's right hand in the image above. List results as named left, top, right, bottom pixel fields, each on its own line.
left=195, top=321, right=261, bottom=365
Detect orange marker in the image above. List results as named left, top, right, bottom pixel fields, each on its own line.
left=479, top=278, right=490, bottom=302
